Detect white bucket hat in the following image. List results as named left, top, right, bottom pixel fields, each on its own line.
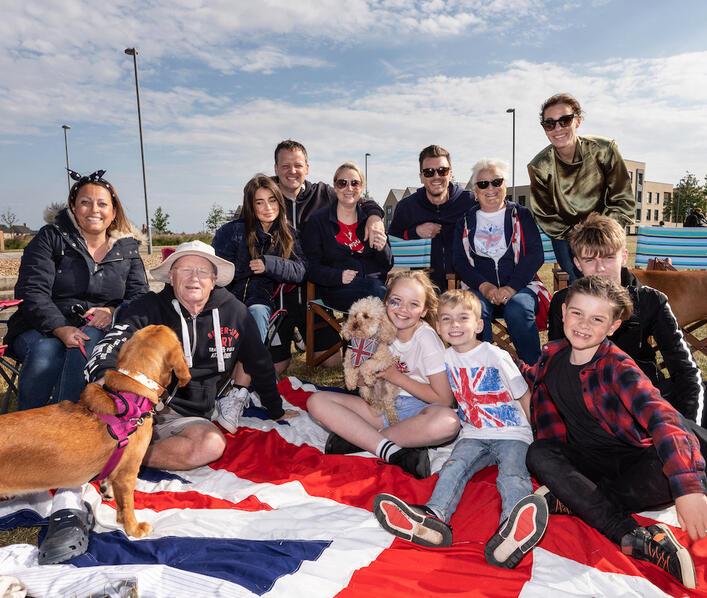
left=150, top=240, right=235, bottom=287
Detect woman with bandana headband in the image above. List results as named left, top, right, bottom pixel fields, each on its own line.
left=4, top=170, right=149, bottom=410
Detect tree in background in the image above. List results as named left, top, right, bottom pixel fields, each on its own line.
left=664, top=172, right=706, bottom=223
left=1, top=208, right=18, bottom=229
left=151, top=206, right=170, bottom=234
left=205, top=204, right=228, bottom=233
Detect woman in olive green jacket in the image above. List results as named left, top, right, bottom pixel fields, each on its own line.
left=527, top=93, right=634, bottom=281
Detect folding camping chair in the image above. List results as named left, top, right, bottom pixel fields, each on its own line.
left=304, top=236, right=436, bottom=367
left=0, top=299, right=22, bottom=414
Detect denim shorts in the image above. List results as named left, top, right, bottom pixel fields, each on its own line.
left=381, top=395, right=429, bottom=428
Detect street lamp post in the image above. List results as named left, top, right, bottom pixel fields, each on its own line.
left=364, top=152, right=371, bottom=198
left=124, top=47, right=153, bottom=254
left=61, top=125, right=71, bottom=193
left=506, top=108, right=516, bottom=204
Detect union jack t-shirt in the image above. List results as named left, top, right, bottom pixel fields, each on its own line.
left=445, top=342, right=532, bottom=443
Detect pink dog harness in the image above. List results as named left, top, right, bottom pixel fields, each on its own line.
left=93, top=389, right=154, bottom=481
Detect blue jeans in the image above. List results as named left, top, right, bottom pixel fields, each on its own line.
left=248, top=304, right=271, bottom=343
left=319, top=275, right=387, bottom=312
left=473, top=287, right=541, bottom=365
left=551, top=238, right=582, bottom=283
left=427, top=437, right=532, bottom=524
left=12, top=326, right=105, bottom=410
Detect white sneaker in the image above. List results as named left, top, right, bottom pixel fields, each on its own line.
left=293, top=327, right=306, bottom=352
left=213, top=386, right=251, bottom=433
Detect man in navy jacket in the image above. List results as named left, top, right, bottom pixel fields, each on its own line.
left=388, top=145, right=475, bottom=291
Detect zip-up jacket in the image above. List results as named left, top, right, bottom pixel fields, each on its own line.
left=453, top=201, right=544, bottom=292
left=86, top=285, right=284, bottom=420
left=301, top=201, right=392, bottom=287
left=273, top=178, right=384, bottom=232
left=523, top=339, right=707, bottom=499
left=388, top=182, right=474, bottom=291
left=548, top=267, right=705, bottom=422
left=5, top=208, right=148, bottom=348
left=212, top=218, right=306, bottom=309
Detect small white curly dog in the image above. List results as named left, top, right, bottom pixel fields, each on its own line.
left=341, top=296, right=400, bottom=425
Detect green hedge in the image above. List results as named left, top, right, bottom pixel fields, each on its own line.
left=151, top=233, right=214, bottom=246
left=2, top=236, right=32, bottom=250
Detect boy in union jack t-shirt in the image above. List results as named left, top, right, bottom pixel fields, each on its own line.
left=374, top=290, right=548, bottom=568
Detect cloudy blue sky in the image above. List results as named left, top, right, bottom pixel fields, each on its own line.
left=2, top=0, right=707, bottom=232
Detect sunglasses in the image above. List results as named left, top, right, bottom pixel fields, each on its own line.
left=540, top=114, right=577, bottom=131
left=475, top=178, right=504, bottom=189
left=421, top=167, right=450, bottom=178
left=335, top=179, right=362, bottom=189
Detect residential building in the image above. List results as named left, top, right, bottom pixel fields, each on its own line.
left=382, top=187, right=417, bottom=229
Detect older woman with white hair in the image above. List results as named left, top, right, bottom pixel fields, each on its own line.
left=453, top=159, right=544, bottom=364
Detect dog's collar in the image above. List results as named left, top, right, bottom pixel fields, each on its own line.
left=117, top=368, right=164, bottom=393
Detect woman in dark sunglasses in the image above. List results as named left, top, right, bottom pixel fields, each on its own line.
left=527, top=93, right=634, bottom=282
left=301, top=161, right=392, bottom=312
left=453, top=159, right=546, bottom=365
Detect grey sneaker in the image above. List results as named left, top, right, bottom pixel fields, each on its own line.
left=621, top=524, right=696, bottom=589
left=373, top=493, right=452, bottom=548
left=213, top=386, right=250, bottom=433
left=485, top=494, right=549, bottom=569
left=535, top=485, right=573, bottom=515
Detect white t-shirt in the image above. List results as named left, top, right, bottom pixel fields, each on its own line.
left=390, top=322, right=446, bottom=399
left=474, top=208, right=507, bottom=259
left=444, top=342, right=531, bottom=443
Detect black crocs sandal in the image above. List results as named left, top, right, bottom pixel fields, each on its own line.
left=38, top=502, right=95, bottom=565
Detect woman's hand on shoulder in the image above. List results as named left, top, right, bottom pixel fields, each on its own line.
left=249, top=259, right=266, bottom=274
left=53, top=325, right=90, bottom=348
left=85, top=306, right=114, bottom=330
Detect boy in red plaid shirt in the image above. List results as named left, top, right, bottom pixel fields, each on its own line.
left=487, top=275, right=707, bottom=589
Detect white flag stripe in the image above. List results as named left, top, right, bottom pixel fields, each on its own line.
left=520, top=548, right=672, bottom=598
left=0, top=545, right=257, bottom=598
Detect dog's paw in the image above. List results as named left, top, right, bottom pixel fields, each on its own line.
left=100, top=480, right=114, bottom=501
left=127, top=521, right=153, bottom=539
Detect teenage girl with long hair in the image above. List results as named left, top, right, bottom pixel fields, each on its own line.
left=213, top=174, right=306, bottom=341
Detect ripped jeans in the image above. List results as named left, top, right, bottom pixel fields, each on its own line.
left=426, top=437, right=531, bottom=524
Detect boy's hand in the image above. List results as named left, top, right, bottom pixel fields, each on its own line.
left=675, top=493, right=707, bottom=541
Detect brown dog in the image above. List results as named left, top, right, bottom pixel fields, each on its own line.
left=0, top=325, right=191, bottom=538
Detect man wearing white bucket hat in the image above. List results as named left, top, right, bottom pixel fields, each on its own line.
left=35, top=241, right=295, bottom=565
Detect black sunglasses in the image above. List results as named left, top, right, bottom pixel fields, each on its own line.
left=334, top=179, right=362, bottom=189
left=540, top=114, right=577, bottom=131
left=475, top=178, right=504, bottom=189
left=421, top=167, right=450, bottom=178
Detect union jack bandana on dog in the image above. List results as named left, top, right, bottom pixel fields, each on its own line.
left=348, top=337, right=379, bottom=367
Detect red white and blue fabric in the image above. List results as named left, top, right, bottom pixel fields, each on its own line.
left=460, top=208, right=552, bottom=331
left=447, top=366, right=515, bottom=428
left=348, top=337, right=378, bottom=368
left=1, top=377, right=706, bottom=597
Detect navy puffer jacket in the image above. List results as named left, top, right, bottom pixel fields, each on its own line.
left=5, top=208, right=148, bottom=348
left=212, top=218, right=306, bottom=309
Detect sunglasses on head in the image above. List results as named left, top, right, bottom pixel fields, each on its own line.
left=335, top=179, right=362, bottom=189
left=421, top=166, right=450, bottom=178
left=540, top=114, right=577, bottom=131
left=475, top=178, right=504, bottom=189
